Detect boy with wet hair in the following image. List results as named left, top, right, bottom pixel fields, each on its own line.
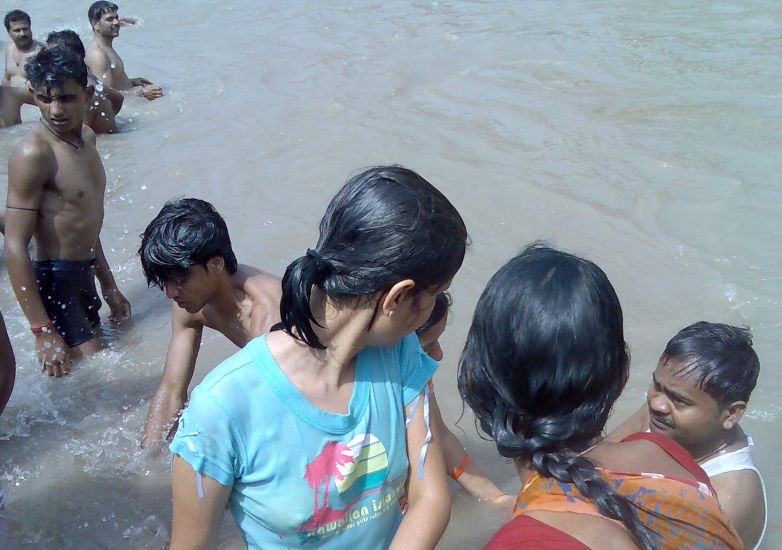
left=85, top=1, right=162, bottom=100
left=4, top=46, right=131, bottom=377
left=3, top=10, right=43, bottom=87
left=609, top=321, right=766, bottom=549
left=139, top=198, right=281, bottom=448
left=47, top=30, right=123, bottom=133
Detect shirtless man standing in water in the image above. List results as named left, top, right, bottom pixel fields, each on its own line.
left=85, top=2, right=162, bottom=101
left=3, top=10, right=43, bottom=87
left=4, top=47, right=131, bottom=377
left=138, top=199, right=281, bottom=447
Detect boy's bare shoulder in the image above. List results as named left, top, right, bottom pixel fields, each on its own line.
left=238, top=265, right=282, bottom=302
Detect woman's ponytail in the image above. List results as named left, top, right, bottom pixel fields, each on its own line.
left=280, top=251, right=330, bottom=349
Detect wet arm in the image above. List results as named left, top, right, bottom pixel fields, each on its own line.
left=392, top=389, right=450, bottom=550
left=436, top=410, right=508, bottom=503
left=94, top=237, right=120, bottom=292
left=0, top=312, right=16, bottom=414
left=605, top=403, right=649, bottom=443
left=170, top=454, right=231, bottom=550
left=4, top=141, right=54, bottom=328
left=141, top=308, right=203, bottom=447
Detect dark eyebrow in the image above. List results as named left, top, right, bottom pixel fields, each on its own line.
left=653, top=373, right=694, bottom=405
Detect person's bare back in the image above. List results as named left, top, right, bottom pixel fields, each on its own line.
left=0, top=84, right=34, bottom=127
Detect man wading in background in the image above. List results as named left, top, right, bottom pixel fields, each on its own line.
left=4, top=47, right=130, bottom=377
left=85, top=1, right=163, bottom=101
left=3, top=10, right=43, bottom=87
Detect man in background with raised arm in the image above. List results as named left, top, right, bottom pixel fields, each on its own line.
left=85, top=1, right=162, bottom=101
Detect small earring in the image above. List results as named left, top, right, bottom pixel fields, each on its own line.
left=387, top=311, right=394, bottom=318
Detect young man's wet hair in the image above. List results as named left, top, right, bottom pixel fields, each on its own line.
left=25, top=46, right=88, bottom=92
left=46, top=30, right=86, bottom=59
left=88, top=1, right=119, bottom=23
left=4, top=9, right=30, bottom=31
left=661, top=321, right=760, bottom=407
left=139, top=198, right=239, bottom=289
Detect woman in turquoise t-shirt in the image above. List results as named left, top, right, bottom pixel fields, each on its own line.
left=169, top=166, right=468, bottom=549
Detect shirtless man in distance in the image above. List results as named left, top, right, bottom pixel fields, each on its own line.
left=85, top=1, right=162, bottom=101
left=47, top=30, right=123, bottom=134
left=4, top=47, right=131, bottom=377
left=3, top=10, right=43, bottom=87
left=138, top=199, right=281, bottom=448
left=609, top=322, right=766, bottom=548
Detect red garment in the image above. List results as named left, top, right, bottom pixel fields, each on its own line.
left=485, top=515, right=589, bottom=549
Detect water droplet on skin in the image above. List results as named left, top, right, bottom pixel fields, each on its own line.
left=110, top=64, right=116, bottom=69
left=94, top=101, right=100, bottom=106
left=43, top=341, right=52, bottom=349
left=54, top=347, right=62, bottom=353
left=20, top=286, right=26, bottom=291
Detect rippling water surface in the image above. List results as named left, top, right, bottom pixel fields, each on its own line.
left=0, top=1, right=779, bottom=548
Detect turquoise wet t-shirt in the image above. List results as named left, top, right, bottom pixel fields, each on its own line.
left=170, top=332, right=437, bottom=549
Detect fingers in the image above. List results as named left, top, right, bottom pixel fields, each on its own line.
left=42, top=358, right=68, bottom=377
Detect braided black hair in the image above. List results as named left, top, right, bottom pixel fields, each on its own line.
left=458, top=244, right=656, bottom=549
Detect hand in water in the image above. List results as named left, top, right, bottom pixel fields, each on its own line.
left=35, top=331, right=71, bottom=377
left=139, top=84, right=163, bottom=100
left=104, top=288, right=132, bottom=323
left=130, top=77, right=152, bottom=86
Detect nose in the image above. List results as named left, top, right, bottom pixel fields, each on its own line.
left=49, top=100, right=64, bottom=116
left=648, top=391, right=670, bottom=415
left=164, top=281, right=179, bottom=299
left=423, top=340, right=444, bottom=361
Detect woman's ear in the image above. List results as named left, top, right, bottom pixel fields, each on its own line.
left=381, top=279, right=416, bottom=316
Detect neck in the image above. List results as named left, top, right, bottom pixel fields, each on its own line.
left=93, top=32, right=113, bottom=48
left=40, top=118, right=84, bottom=147
left=309, top=290, right=375, bottom=376
left=690, top=426, right=740, bottom=463
left=14, top=42, right=36, bottom=53
left=210, top=275, right=242, bottom=316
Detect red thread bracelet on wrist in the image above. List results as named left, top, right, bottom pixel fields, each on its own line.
left=451, top=451, right=471, bottom=480
left=31, top=322, right=55, bottom=335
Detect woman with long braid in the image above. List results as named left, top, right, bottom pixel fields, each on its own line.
left=459, top=244, right=742, bottom=549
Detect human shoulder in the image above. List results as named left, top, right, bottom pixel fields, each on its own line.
left=194, top=342, right=265, bottom=397
left=588, top=438, right=697, bottom=481
left=238, top=265, right=282, bottom=301
left=85, top=43, right=111, bottom=69
left=10, top=129, right=55, bottom=178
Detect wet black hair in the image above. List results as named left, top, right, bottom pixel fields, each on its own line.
left=47, top=30, right=86, bottom=59
left=88, top=1, right=119, bottom=23
left=458, top=244, right=656, bottom=549
left=416, top=292, right=452, bottom=336
left=25, top=47, right=88, bottom=93
left=661, top=321, right=760, bottom=407
left=281, top=165, right=467, bottom=350
left=4, top=10, right=30, bottom=31
left=139, top=198, right=238, bottom=289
